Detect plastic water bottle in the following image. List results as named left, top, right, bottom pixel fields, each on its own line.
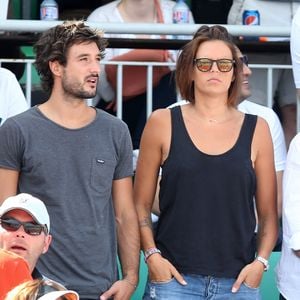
left=172, top=0, right=190, bottom=39
left=40, top=0, right=58, bottom=21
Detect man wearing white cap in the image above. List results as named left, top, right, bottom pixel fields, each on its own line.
left=0, top=193, right=52, bottom=279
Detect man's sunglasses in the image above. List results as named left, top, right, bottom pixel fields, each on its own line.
left=194, top=58, right=235, bottom=73
left=239, top=55, right=249, bottom=66
left=0, top=217, right=48, bottom=236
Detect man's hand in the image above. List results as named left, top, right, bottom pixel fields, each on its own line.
left=100, top=279, right=136, bottom=300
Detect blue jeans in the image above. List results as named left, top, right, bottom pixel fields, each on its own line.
left=143, top=274, right=261, bottom=300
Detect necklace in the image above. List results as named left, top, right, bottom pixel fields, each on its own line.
left=207, top=118, right=218, bottom=123
left=200, top=117, right=225, bottom=124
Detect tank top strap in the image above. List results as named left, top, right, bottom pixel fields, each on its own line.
left=170, top=105, right=184, bottom=132
left=237, top=113, right=258, bottom=156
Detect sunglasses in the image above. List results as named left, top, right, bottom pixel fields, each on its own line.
left=239, top=55, right=249, bottom=66
left=0, top=217, right=47, bottom=236
left=37, top=279, right=78, bottom=300
left=194, top=58, right=235, bottom=73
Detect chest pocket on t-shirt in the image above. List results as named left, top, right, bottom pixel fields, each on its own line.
left=90, top=157, right=116, bottom=194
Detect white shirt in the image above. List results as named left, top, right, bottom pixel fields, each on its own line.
left=276, top=133, right=300, bottom=300
left=169, top=100, right=287, bottom=172
left=0, top=68, right=28, bottom=126
left=291, top=7, right=300, bottom=88
left=238, top=100, right=286, bottom=171
left=228, top=0, right=299, bottom=28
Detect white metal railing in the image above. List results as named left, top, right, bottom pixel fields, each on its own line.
left=0, top=58, right=294, bottom=120
left=0, top=20, right=291, bottom=37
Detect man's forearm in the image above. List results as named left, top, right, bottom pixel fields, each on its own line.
left=117, top=212, right=140, bottom=284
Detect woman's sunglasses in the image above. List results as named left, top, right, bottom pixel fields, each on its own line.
left=0, top=217, right=47, bottom=236
left=194, top=58, right=235, bottom=72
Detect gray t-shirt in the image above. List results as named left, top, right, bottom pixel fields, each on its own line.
left=0, top=107, right=133, bottom=298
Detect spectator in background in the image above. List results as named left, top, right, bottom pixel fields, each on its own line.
left=228, top=0, right=300, bottom=147
left=5, top=278, right=79, bottom=300
left=135, top=25, right=278, bottom=299
left=0, top=21, right=139, bottom=300
left=275, top=134, right=300, bottom=300
left=291, top=6, right=300, bottom=125
left=275, top=9, right=300, bottom=300
left=87, top=0, right=194, bottom=149
left=0, top=193, right=52, bottom=280
left=0, top=67, right=28, bottom=126
left=0, top=249, right=32, bottom=299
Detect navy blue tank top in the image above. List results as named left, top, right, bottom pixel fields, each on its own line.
left=156, top=106, right=257, bottom=278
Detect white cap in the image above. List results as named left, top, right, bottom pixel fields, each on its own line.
left=0, top=193, right=50, bottom=233
left=37, top=290, right=79, bottom=300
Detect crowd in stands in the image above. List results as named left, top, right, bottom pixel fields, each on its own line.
left=0, top=1, right=300, bottom=299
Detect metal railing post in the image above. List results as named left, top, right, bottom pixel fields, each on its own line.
left=146, top=65, right=153, bottom=118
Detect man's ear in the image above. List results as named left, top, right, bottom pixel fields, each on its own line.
left=49, top=61, right=62, bottom=77
left=42, top=234, right=52, bottom=254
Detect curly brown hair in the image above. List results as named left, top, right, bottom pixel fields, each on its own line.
left=34, top=21, right=107, bottom=92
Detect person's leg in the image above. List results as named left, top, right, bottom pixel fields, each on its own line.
left=122, top=94, right=146, bottom=149
left=276, top=55, right=297, bottom=148
left=279, top=104, right=296, bottom=148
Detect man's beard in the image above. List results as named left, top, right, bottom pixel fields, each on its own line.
left=61, top=75, right=98, bottom=99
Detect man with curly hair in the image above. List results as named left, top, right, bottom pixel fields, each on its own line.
left=0, top=21, right=139, bottom=300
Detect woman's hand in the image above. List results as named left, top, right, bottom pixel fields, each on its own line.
left=147, top=253, right=187, bottom=285
left=231, top=260, right=264, bottom=293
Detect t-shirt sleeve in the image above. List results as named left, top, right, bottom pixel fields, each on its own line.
left=7, top=72, right=29, bottom=118
left=113, top=122, right=133, bottom=180
left=0, top=119, right=24, bottom=171
left=283, top=134, right=300, bottom=250
left=270, top=112, right=287, bottom=172
left=291, top=8, right=300, bottom=88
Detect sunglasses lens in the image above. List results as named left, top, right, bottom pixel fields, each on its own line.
left=196, top=59, right=213, bottom=72
left=217, top=60, right=234, bottom=72
left=1, top=219, right=20, bottom=231
left=0, top=218, right=44, bottom=236
left=239, top=55, right=249, bottom=66
left=24, top=224, right=44, bottom=235
left=195, top=59, right=234, bottom=72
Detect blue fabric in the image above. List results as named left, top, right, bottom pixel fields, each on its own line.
left=143, top=274, right=261, bottom=300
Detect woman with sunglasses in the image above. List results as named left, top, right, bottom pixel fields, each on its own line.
left=134, top=30, right=278, bottom=299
